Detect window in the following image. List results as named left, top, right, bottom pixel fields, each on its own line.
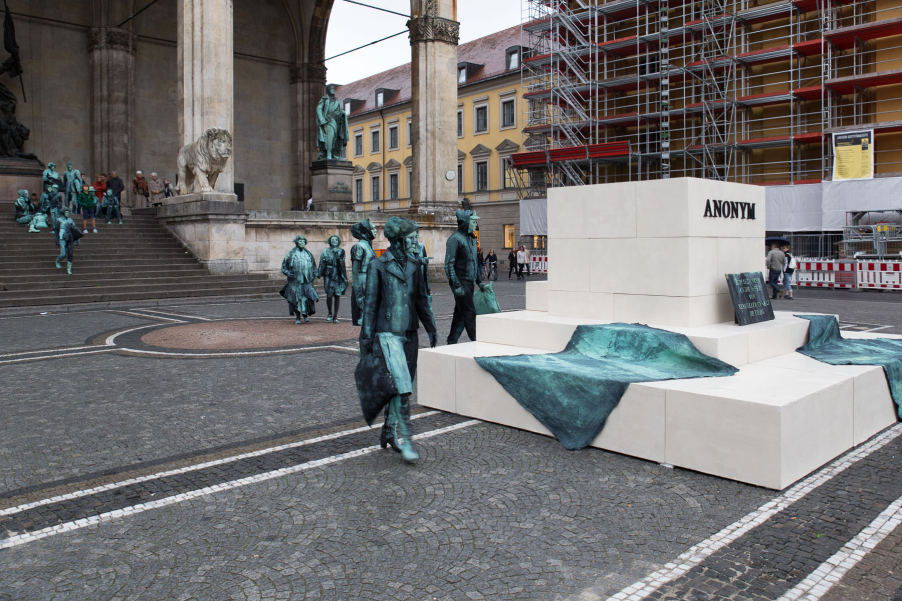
left=458, top=67, right=467, bottom=84
left=371, top=130, right=380, bottom=153
left=407, top=121, right=412, bottom=146
left=476, top=161, right=488, bottom=192
left=475, top=106, right=488, bottom=133
left=457, top=164, right=463, bottom=193
left=457, top=110, right=463, bottom=137
left=502, top=99, right=516, bottom=128
left=344, top=100, right=352, bottom=114
left=355, top=178, right=363, bottom=203
left=371, top=176, right=380, bottom=202
left=504, top=224, right=515, bottom=249
left=507, top=49, right=520, bottom=70
left=389, top=126, right=399, bottom=150
left=502, top=158, right=516, bottom=189
left=354, top=134, right=363, bottom=156
left=376, top=91, right=384, bottom=107
left=389, top=173, right=399, bottom=200
left=407, top=170, right=412, bottom=197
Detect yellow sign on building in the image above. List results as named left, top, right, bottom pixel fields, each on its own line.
left=832, top=131, right=874, bottom=181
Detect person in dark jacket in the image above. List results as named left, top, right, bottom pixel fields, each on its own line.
left=445, top=205, right=486, bottom=344
left=106, top=171, right=125, bottom=205
left=358, top=216, right=437, bottom=462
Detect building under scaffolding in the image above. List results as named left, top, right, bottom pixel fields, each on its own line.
left=513, top=0, right=902, bottom=199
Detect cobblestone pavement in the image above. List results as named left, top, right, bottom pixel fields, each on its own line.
left=2, top=279, right=902, bottom=600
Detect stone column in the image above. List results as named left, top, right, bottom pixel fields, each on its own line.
left=89, top=28, right=136, bottom=204
left=290, top=63, right=327, bottom=206
left=178, top=0, right=234, bottom=194
left=408, top=0, right=460, bottom=214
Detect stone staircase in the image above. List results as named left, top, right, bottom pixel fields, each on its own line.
left=0, top=210, right=278, bottom=309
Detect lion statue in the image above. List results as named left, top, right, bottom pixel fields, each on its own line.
left=176, top=127, right=233, bottom=194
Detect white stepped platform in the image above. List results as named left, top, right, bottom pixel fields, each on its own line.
left=418, top=309, right=899, bottom=490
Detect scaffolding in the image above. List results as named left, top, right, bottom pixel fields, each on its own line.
left=515, top=0, right=902, bottom=198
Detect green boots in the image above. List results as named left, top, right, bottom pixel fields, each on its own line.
left=388, top=394, right=418, bottom=463
left=66, top=262, right=72, bottom=275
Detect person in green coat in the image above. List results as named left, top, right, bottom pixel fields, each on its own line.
left=318, top=234, right=348, bottom=323
left=280, top=235, right=319, bottom=324
left=76, top=184, right=98, bottom=233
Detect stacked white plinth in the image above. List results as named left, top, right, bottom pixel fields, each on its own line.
left=418, top=178, right=899, bottom=490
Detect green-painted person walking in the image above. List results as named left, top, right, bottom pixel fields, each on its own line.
left=280, top=235, right=319, bottom=324
left=318, top=234, right=349, bottom=323
left=357, top=217, right=438, bottom=462
left=350, top=219, right=377, bottom=326
left=56, top=208, right=78, bottom=274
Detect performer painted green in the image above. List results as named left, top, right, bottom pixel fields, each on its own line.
left=445, top=205, right=486, bottom=344
left=408, top=229, right=433, bottom=310
left=357, top=216, right=438, bottom=462
left=101, top=189, right=123, bottom=224
left=318, top=234, right=349, bottom=323
left=350, top=219, right=377, bottom=326
left=316, top=84, right=349, bottom=161
left=42, top=162, right=61, bottom=192
left=56, top=208, right=78, bottom=275
left=280, top=235, right=319, bottom=324
left=62, top=161, right=82, bottom=210
left=13, top=188, right=33, bottom=223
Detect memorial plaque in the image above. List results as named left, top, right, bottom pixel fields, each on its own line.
left=725, top=272, right=775, bottom=326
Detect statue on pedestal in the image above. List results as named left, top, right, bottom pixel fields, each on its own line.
left=356, top=217, right=438, bottom=463
left=176, top=127, right=233, bottom=194
left=445, top=203, right=486, bottom=344
left=350, top=219, right=377, bottom=326
left=0, top=10, right=36, bottom=161
left=318, top=234, right=348, bottom=323
left=316, top=84, right=349, bottom=161
left=280, top=235, right=319, bottom=324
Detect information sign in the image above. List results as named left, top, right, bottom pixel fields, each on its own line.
left=725, top=272, right=775, bottom=326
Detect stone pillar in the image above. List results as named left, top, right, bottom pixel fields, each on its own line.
left=178, top=0, right=234, bottom=194
left=408, top=0, right=460, bottom=214
left=290, top=63, right=327, bottom=207
left=89, top=28, right=136, bottom=204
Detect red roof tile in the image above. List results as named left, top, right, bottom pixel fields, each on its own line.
left=336, top=24, right=522, bottom=117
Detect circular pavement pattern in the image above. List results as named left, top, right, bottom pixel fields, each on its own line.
left=140, top=319, right=360, bottom=350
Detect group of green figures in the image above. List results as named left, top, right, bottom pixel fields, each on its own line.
left=280, top=234, right=348, bottom=324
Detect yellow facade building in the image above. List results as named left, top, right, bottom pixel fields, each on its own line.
left=337, top=25, right=529, bottom=256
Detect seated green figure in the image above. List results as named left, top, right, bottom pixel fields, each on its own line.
left=318, top=234, right=348, bottom=323
left=101, top=189, right=122, bottom=224
left=358, top=216, right=438, bottom=463
left=28, top=212, right=50, bottom=232
left=280, top=235, right=319, bottom=324
left=14, top=189, right=34, bottom=224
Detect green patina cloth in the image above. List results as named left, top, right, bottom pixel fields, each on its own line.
left=796, top=314, right=902, bottom=419
left=475, top=323, right=739, bottom=450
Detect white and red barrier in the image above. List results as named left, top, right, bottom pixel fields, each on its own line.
left=794, top=261, right=857, bottom=289
left=530, top=255, right=548, bottom=274
left=857, top=261, right=902, bottom=290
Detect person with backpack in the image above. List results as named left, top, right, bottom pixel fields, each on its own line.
left=781, top=244, right=795, bottom=300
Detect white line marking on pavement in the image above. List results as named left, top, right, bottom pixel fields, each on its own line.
left=105, top=323, right=170, bottom=345
left=134, top=308, right=211, bottom=321
left=0, top=345, right=102, bottom=359
left=0, top=348, right=118, bottom=365
left=777, top=493, right=902, bottom=601
left=606, top=423, right=902, bottom=601
left=0, top=420, right=478, bottom=550
left=863, top=325, right=894, bottom=332
left=118, top=344, right=359, bottom=358
left=112, top=310, right=184, bottom=323
left=0, top=412, right=440, bottom=518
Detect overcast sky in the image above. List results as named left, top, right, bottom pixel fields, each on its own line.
left=324, top=0, right=523, bottom=85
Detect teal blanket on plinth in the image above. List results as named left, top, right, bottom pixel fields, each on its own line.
left=796, top=314, right=902, bottom=419
left=475, top=323, right=739, bottom=450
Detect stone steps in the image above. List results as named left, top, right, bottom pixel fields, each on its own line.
left=1, top=273, right=271, bottom=292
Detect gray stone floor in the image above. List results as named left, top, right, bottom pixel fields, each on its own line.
left=2, top=279, right=902, bottom=601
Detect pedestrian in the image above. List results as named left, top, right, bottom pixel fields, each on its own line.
left=508, top=248, right=518, bottom=280
left=132, top=171, right=149, bottom=208
left=524, top=246, right=531, bottom=277
left=306, top=197, right=313, bottom=211
left=487, top=248, right=498, bottom=281
left=106, top=171, right=125, bottom=206
left=163, top=179, right=175, bottom=198
left=781, top=244, right=795, bottom=300
left=93, top=174, right=107, bottom=206
left=765, top=242, right=785, bottom=299
left=149, top=172, right=165, bottom=205
left=516, top=245, right=527, bottom=280
left=445, top=207, right=486, bottom=345
left=477, top=247, right=484, bottom=276
left=29, top=192, right=38, bottom=211
left=77, top=184, right=99, bottom=233
left=56, top=208, right=80, bottom=275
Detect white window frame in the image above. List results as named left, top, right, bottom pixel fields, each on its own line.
left=473, top=103, right=489, bottom=135
left=406, top=169, right=412, bottom=198
left=371, top=175, right=381, bottom=202
left=500, top=157, right=516, bottom=189
left=354, top=134, right=363, bottom=157
left=457, top=109, right=464, bottom=138
left=475, top=160, right=488, bottom=192
left=406, top=120, right=412, bottom=147
left=457, top=163, right=463, bottom=194
left=388, top=125, right=399, bottom=151
left=500, top=98, right=516, bottom=130
left=376, top=91, right=384, bottom=107
left=354, top=178, right=363, bottom=203
left=458, top=67, right=467, bottom=84
left=389, top=173, right=399, bottom=200
left=370, top=129, right=381, bottom=154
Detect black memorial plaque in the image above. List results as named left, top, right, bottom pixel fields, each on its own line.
left=725, top=272, right=775, bottom=326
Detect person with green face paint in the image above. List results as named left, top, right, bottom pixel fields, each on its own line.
left=13, top=189, right=33, bottom=224
left=357, top=216, right=438, bottom=462
left=318, top=234, right=349, bottom=323
left=350, top=219, right=378, bottom=326
left=56, top=208, right=79, bottom=274
left=445, top=203, right=486, bottom=344
left=280, top=235, right=319, bottom=324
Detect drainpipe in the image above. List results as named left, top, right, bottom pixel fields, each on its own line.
left=379, top=108, right=385, bottom=211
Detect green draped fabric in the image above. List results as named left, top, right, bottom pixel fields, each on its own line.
left=796, top=314, right=902, bottom=419
left=475, top=324, right=739, bottom=450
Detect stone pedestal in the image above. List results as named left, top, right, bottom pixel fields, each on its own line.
left=0, top=158, right=44, bottom=202
left=156, top=193, right=248, bottom=275
left=310, top=160, right=354, bottom=212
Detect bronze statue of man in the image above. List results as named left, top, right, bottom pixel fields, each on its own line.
left=280, top=235, right=319, bottom=324
left=357, top=217, right=437, bottom=462
left=316, top=84, right=349, bottom=160
left=318, top=234, right=348, bottom=323
left=350, top=219, right=378, bottom=326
